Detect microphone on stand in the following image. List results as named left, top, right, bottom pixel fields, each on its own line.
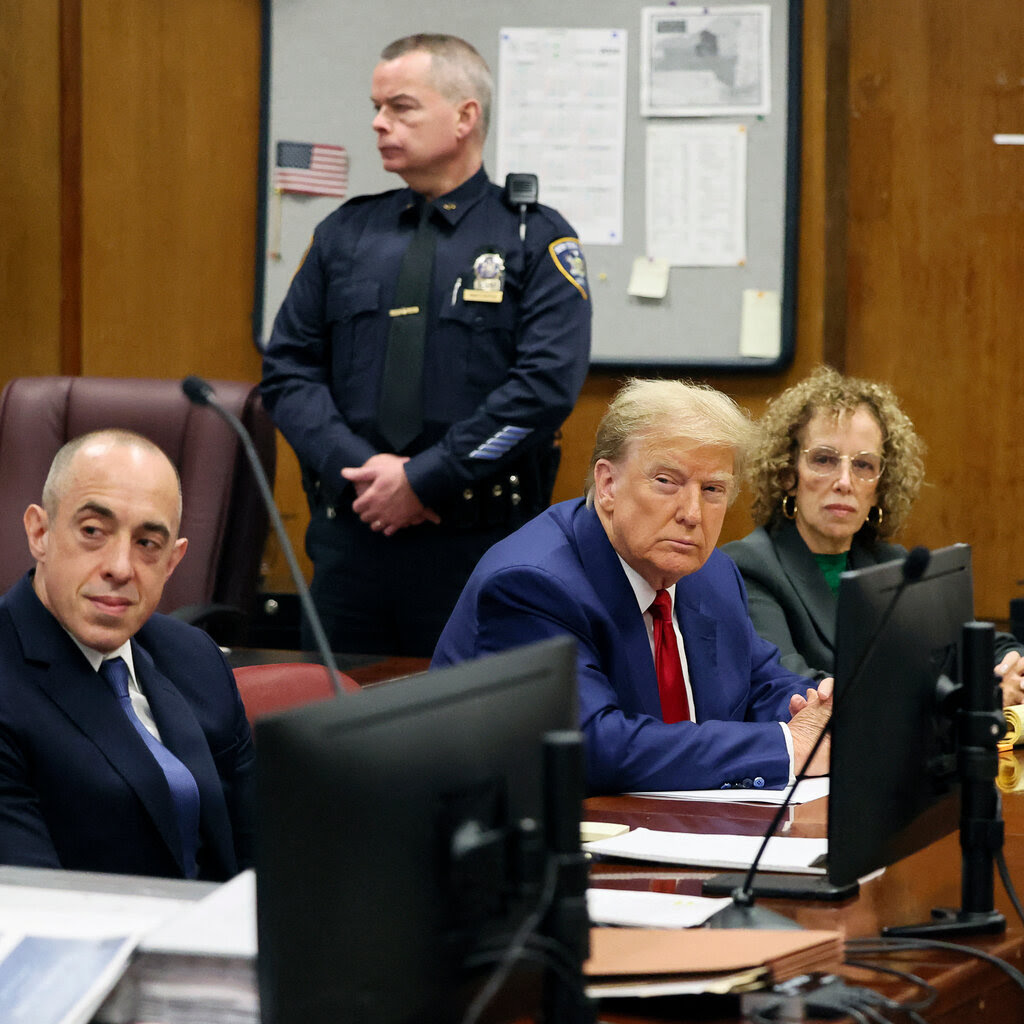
left=181, top=375, right=347, bottom=697
left=705, top=546, right=932, bottom=929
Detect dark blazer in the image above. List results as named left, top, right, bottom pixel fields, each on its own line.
left=0, top=574, right=255, bottom=880
left=721, top=521, right=904, bottom=679
left=722, top=520, right=1022, bottom=679
left=433, top=500, right=812, bottom=794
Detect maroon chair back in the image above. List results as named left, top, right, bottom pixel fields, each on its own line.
left=233, top=663, right=360, bottom=725
left=0, top=376, right=275, bottom=616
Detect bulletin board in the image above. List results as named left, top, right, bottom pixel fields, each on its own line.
left=254, top=1, right=801, bottom=372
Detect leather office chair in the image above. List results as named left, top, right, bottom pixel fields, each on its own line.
left=233, top=663, right=360, bottom=725
left=0, top=375, right=276, bottom=643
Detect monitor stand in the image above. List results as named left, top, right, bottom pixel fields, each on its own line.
left=703, top=871, right=858, bottom=903
left=884, top=622, right=1006, bottom=939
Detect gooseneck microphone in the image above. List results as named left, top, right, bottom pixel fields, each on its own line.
left=706, top=546, right=932, bottom=929
left=181, top=376, right=346, bottom=696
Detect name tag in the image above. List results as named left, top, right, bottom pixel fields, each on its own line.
left=462, top=290, right=503, bottom=304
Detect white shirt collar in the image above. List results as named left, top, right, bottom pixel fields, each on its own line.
left=616, top=555, right=676, bottom=615
left=68, top=634, right=138, bottom=682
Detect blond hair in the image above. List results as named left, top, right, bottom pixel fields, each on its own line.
left=584, top=378, right=756, bottom=506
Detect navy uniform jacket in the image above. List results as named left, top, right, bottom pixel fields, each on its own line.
left=261, top=167, right=591, bottom=516
left=432, top=500, right=812, bottom=794
left=722, top=520, right=1023, bottom=678
left=0, top=574, right=255, bottom=880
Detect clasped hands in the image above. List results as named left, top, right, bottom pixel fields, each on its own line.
left=787, top=677, right=833, bottom=778
left=342, top=453, right=439, bottom=536
left=995, top=650, right=1024, bottom=708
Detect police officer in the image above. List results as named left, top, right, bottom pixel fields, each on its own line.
left=261, top=34, right=591, bottom=656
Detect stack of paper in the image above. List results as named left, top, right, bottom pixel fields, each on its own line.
left=584, top=927, right=844, bottom=998
left=584, top=828, right=828, bottom=873
left=96, top=870, right=257, bottom=1024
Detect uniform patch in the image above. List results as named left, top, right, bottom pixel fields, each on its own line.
left=548, top=237, right=589, bottom=299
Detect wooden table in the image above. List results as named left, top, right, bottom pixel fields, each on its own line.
left=584, top=752, right=1024, bottom=1023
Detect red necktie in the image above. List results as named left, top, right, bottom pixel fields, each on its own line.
left=649, top=590, right=691, bottom=723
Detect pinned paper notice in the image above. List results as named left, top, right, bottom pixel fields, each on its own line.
left=627, top=257, right=671, bottom=299
left=739, top=288, right=781, bottom=358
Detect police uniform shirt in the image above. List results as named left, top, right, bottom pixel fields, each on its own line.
left=261, top=166, right=592, bottom=518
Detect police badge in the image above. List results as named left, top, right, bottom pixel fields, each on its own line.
left=463, top=251, right=505, bottom=303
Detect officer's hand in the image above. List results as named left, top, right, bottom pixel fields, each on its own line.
left=342, top=455, right=441, bottom=535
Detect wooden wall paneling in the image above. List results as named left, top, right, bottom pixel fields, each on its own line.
left=59, top=0, right=83, bottom=376
left=845, top=0, right=1024, bottom=620
left=0, top=0, right=63, bottom=387
left=78, top=0, right=264, bottom=383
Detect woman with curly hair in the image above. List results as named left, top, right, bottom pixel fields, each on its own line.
left=723, top=365, right=1024, bottom=702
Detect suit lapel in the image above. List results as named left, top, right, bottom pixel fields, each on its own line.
left=132, top=641, right=234, bottom=874
left=570, top=504, right=664, bottom=718
left=774, top=521, right=837, bottom=648
left=673, top=572, right=719, bottom=720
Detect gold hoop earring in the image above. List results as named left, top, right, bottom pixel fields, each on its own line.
left=868, top=505, right=884, bottom=528
left=781, top=494, right=797, bottom=520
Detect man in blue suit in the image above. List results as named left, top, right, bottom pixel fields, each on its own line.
left=0, top=429, right=254, bottom=879
left=433, top=379, right=832, bottom=793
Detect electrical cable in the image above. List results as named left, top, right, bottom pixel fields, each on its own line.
left=848, top=934, right=1024, bottom=993
left=460, top=855, right=592, bottom=1024
left=996, top=846, right=1024, bottom=928
left=841, top=958, right=937, bottom=1013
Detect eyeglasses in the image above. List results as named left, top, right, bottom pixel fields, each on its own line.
left=800, top=446, right=885, bottom=482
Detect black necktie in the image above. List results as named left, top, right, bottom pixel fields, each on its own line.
left=100, top=656, right=201, bottom=877
left=378, top=202, right=437, bottom=451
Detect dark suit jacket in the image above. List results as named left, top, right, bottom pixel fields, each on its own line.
left=721, top=522, right=904, bottom=679
left=432, top=500, right=812, bottom=794
left=0, top=573, right=255, bottom=880
left=722, top=521, right=1022, bottom=679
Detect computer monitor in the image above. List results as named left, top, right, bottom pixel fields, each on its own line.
left=253, top=635, right=591, bottom=1024
left=707, top=543, right=1004, bottom=932
left=827, top=543, right=975, bottom=886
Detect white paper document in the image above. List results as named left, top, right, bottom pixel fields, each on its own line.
left=640, top=4, right=772, bottom=117
left=646, top=123, right=747, bottom=267
left=141, top=869, right=256, bottom=958
left=584, top=828, right=828, bottom=874
left=630, top=777, right=830, bottom=806
left=497, top=27, right=628, bottom=246
left=586, top=887, right=732, bottom=928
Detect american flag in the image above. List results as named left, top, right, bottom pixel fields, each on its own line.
left=274, top=141, right=348, bottom=198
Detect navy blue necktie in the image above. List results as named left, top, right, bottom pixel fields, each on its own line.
left=378, top=201, right=437, bottom=451
left=100, top=656, right=200, bottom=878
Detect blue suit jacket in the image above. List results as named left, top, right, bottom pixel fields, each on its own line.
left=433, top=500, right=811, bottom=793
left=0, top=574, right=255, bottom=880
